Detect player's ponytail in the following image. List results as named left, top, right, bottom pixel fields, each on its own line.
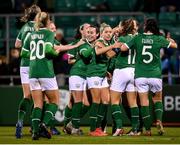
left=35, top=12, right=50, bottom=31
left=20, top=4, right=41, bottom=22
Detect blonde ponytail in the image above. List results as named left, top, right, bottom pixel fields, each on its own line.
left=34, top=12, right=49, bottom=31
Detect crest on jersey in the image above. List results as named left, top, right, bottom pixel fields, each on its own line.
left=94, top=81, right=99, bottom=86
left=75, top=84, right=81, bottom=88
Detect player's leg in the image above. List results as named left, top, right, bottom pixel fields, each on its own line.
left=96, top=85, right=109, bottom=135
left=151, top=78, right=164, bottom=135
left=110, top=90, right=124, bottom=136
left=136, top=78, right=151, bottom=136
left=110, top=69, right=126, bottom=136
left=63, top=93, right=73, bottom=134
left=31, top=89, right=44, bottom=140
left=16, top=67, right=31, bottom=138
left=68, top=76, right=85, bottom=135
left=126, top=91, right=140, bottom=135
left=87, top=77, right=105, bottom=136
left=44, top=95, right=60, bottom=135
left=81, top=81, right=91, bottom=118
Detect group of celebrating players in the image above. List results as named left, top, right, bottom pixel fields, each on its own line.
left=14, top=4, right=177, bottom=140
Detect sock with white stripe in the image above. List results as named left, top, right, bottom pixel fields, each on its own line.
left=96, top=103, right=108, bottom=128
left=18, top=98, right=31, bottom=122
left=32, top=107, right=42, bottom=133
left=42, top=103, right=58, bottom=126
left=89, top=103, right=99, bottom=131
left=154, top=101, right=163, bottom=122
left=72, top=102, right=82, bottom=129
left=64, top=106, right=72, bottom=126
left=111, top=104, right=122, bottom=129
left=141, top=106, right=151, bottom=130
left=80, top=104, right=90, bottom=118
left=130, top=107, right=139, bottom=131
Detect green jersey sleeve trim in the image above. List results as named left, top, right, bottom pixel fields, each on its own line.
left=68, top=53, right=75, bottom=57
left=16, top=38, right=21, bottom=42
left=79, top=48, right=87, bottom=54
left=80, top=48, right=93, bottom=58
left=124, top=43, right=130, bottom=49
left=45, top=44, right=58, bottom=57
left=45, top=42, right=53, bottom=47
left=167, top=42, right=171, bottom=48
left=24, top=32, right=31, bottom=44
left=21, top=48, right=30, bottom=58
left=22, top=47, right=29, bottom=52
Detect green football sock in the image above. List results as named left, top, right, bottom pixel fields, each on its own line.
left=72, top=102, right=82, bottom=129
left=49, top=117, right=56, bottom=128
left=141, top=106, right=151, bottom=130
left=111, top=104, right=122, bottom=129
left=41, top=101, right=48, bottom=120
left=18, top=98, right=31, bottom=122
left=42, top=103, right=58, bottom=126
left=32, top=107, right=42, bottom=133
left=130, top=107, right=140, bottom=131
left=89, top=103, right=99, bottom=131
left=64, top=106, right=72, bottom=126
left=154, top=101, right=163, bottom=122
left=80, top=104, right=90, bottom=118
left=96, top=104, right=108, bottom=128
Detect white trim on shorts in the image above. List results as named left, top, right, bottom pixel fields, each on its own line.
left=29, top=77, right=58, bottom=91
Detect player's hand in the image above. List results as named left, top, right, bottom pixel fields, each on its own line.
left=167, top=37, right=175, bottom=43
left=112, top=41, right=122, bottom=49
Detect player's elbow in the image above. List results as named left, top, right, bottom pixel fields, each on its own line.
left=15, top=40, right=21, bottom=48
left=171, top=42, right=178, bottom=49
left=121, top=44, right=128, bottom=51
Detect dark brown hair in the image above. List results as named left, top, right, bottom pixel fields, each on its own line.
left=121, top=18, right=138, bottom=35
left=20, top=4, right=41, bottom=22
left=144, top=18, right=160, bottom=35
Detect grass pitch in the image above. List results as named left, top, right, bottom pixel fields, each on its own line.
left=0, top=126, right=180, bottom=144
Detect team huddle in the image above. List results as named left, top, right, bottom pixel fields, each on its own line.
left=14, top=4, right=177, bottom=140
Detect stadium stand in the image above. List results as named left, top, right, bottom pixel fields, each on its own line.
left=0, top=0, right=180, bottom=85
left=54, top=0, right=77, bottom=12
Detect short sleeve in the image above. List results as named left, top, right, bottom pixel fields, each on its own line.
left=125, top=37, right=136, bottom=50
left=159, top=36, right=171, bottom=48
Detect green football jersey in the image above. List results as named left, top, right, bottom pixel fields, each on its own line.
left=126, top=33, right=170, bottom=78
left=69, top=41, right=92, bottom=78
left=107, top=56, right=115, bottom=74
left=86, top=38, right=110, bottom=77
left=115, top=34, right=135, bottom=69
left=23, top=28, right=57, bottom=78
left=54, top=39, right=60, bottom=45
left=16, top=21, right=35, bottom=67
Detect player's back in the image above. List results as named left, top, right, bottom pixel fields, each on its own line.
left=132, top=33, right=170, bottom=78
left=29, top=28, right=55, bottom=78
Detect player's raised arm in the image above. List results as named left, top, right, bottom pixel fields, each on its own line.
left=54, top=39, right=85, bottom=53
left=167, top=37, right=177, bottom=48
